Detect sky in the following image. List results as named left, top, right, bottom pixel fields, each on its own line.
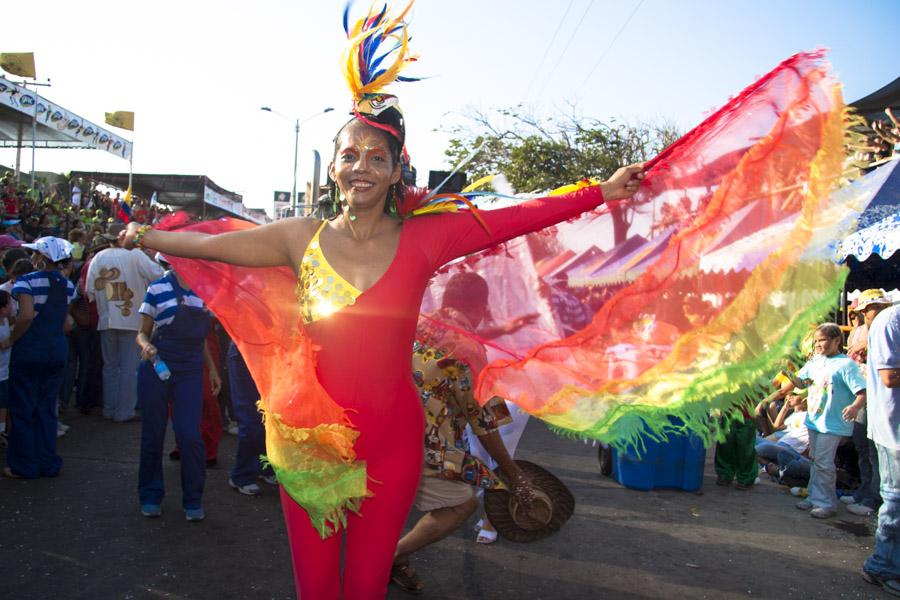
left=2, top=0, right=898, bottom=216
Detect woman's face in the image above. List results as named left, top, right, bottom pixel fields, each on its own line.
left=329, top=121, right=401, bottom=212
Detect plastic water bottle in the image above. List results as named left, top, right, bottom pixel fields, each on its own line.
left=151, top=355, right=171, bottom=381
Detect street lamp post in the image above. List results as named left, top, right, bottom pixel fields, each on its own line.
left=261, top=106, right=334, bottom=217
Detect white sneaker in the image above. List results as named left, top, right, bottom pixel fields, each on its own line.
left=228, top=478, right=260, bottom=496
left=56, top=423, right=67, bottom=438
left=58, top=421, right=70, bottom=432
left=258, top=474, right=278, bottom=486
left=846, top=503, right=876, bottom=517
left=839, top=495, right=856, bottom=505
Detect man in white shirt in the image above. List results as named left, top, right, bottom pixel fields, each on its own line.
left=862, top=302, right=900, bottom=595
left=85, top=226, right=163, bottom=422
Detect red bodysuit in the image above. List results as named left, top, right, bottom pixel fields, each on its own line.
left=280, top=186, right=605, bottom=599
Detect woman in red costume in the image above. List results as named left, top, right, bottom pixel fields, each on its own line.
left=123, top=124, right=642, bottom=600
left=120, top=5, right=643, bottom=599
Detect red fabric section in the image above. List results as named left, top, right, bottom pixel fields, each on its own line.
left=200, top=328, right=222, bottom=461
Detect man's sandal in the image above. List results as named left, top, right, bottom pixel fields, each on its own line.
left=390, top=563, right=424, bottom=595
left=476, top=528, right=498, bottom=544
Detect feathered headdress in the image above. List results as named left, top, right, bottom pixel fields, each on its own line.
left=339, top=1, right=495, bottom=230
left=341, top=1, right=419, bottom=146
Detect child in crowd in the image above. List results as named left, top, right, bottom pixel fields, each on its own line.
left=4, top=237, right=77, bottom=479
left=784, top=323, right=867, bottom=519
left=68, top=229, right=86, bottom=262
left=0, top=290, right=13, bottom=448
left=755, top=389, right=811, bottom=486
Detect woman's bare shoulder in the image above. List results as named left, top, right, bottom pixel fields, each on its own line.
left=272, top=216, right=326, bottom=263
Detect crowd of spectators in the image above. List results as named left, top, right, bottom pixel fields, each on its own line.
left=1, top=173, right=168, bottom=246
left=0, top=173, right=234, bottom=451
left=724, top=290, right=898, bottom=525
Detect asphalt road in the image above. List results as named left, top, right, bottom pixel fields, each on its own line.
left=0, top=409, right=883, bottom=600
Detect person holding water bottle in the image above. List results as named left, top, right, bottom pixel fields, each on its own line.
left=135, top=253, right=221, bottom=521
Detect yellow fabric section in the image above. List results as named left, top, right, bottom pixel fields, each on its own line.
left=296, top=221, right=362, bottom=324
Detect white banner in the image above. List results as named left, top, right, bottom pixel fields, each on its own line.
left=203, top=184, right=269, bottom=225
left=0, top=76, right=133, bottom=160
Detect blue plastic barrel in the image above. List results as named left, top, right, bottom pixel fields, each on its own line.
left=610, top=418, right=706, bottom=492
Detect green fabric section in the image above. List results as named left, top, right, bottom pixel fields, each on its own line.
left=543, top=261, right=848, bottom=455
left=714, top=417, right=759, bottom=484
left=262, top=455, right=369, bottom=539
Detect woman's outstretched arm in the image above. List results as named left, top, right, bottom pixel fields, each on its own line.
left=122, top=218, right=315, bottom=269
left=427, top=163, right=646, bottom=266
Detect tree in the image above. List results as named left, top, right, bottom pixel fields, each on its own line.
left=443, top=106, right=681, bottom=244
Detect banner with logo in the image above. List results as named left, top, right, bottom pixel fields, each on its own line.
left=0, top=75, right=133, bottom=160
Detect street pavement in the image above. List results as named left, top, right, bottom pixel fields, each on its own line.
left=1, top=409, right=882, bottom=599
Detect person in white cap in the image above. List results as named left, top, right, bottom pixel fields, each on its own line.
left=3, top=237, right=77, bottom=479
left=85, top=225, right=163, bottom=422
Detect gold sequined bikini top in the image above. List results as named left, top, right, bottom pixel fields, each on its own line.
left=297, top=221, right=362, bottom=324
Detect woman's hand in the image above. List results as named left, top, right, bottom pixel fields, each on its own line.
left=209, top=369, right=222, bottom=396
left=140, top=343, right=158, bottom=362
left=120, top=221, right=143, bottom=250
left=601, top=163, right=647, bottom=201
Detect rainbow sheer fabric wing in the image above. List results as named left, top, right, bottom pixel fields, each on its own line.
left=421, top=50, right=873, bottom=449
left=157, top=216, right=368, bottom=538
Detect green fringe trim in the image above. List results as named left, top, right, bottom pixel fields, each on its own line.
left=261, top=455, right=369, bottom=539
left=543, top=263, right=848, bottom=456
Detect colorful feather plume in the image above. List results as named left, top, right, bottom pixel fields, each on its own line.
left=341, top=1, right=419, bottom=103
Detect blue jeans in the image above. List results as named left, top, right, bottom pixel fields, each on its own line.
left=853, top=419, right=882, bottom=509
left=755, top=440, right=804, bottom=463
left=807, top=429, right=842, bottom=510
left=756, top=439, right=810, bottom=484
left=7, top=365, right=64, bottom=478
left=865, top=444, right=900, bottom=580
left=137, top=362, right=205, bottom=510
left=227, top=345, right=272, bottom=486
left=777, top=448, right=811, bottom=484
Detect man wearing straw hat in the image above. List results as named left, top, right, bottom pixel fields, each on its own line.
left=859, top=290, right=900, bottom=595
left=845, top=290, right=895, bottom=518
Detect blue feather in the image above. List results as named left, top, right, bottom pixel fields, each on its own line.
left=369, top=42, right=401, bottom=72
left=363, top=34, right=383, bottom=69
left=342, top=0, right=353, bottom=35
left=372, top=3, right=388, bottom=27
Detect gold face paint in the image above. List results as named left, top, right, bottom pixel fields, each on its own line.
left=331, top=123, right=400, bottom=209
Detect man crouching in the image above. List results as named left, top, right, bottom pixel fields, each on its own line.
left=391, top=272, right=535, bottom=594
